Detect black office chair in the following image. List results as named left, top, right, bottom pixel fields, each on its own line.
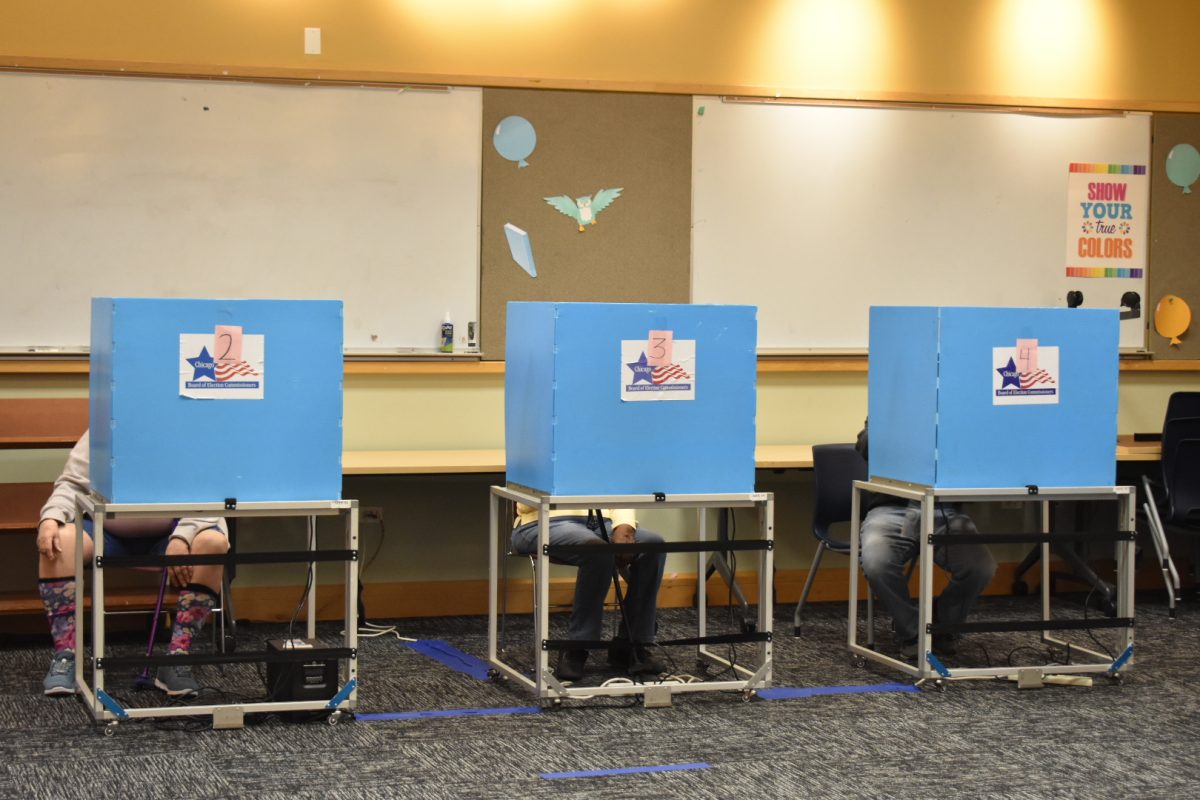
left=793, top=443, right=867, bottom=636
left=1141, top=412, right=1200, bottom=617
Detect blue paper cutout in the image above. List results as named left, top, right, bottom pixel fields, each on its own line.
left=504, top=223, right=537, bottom=277
left=493, top=116, right=537, bottom=168
left=1166, top=143, right=1200, bottom=194
left=544, top=188, right=623, bottom=231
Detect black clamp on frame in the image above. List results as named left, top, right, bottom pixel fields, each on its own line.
left=1026, top=484, right=1039, bottom=495
left=654, top=492, right=666, bottom=502
left=224, top=497, right=238, bottom=510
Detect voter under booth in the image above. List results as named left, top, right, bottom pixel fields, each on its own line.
left=77, top=298, right=358, bottom=731
left=489, top=302, right=773, bottom=705
left=849, top=306, right=1136, bottom=687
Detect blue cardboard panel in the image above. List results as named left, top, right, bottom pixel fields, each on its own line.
left=504, top=302, right=559, bottom=496
left=868, top=307, right=939, bottom=485
left=867, top=306, right=1119, bottom=489
left=936, top=307, right=1118, bottom=488
left=91, top=298, right=344, bottom=503
left=505, top=302, right=757, bottom=495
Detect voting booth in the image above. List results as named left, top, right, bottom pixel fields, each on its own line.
left=505, top=301, right=757, bottom=495
left=867, top=306, right=1120, bottom=489
left=90, top=298, right=344, bottom=503
left=80, top=298, right=357, bottom=731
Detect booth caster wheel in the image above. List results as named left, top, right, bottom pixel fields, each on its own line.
left=932, top=679, right=946, bottom=693
left=328, top=710, right=346, bottom=726
left=1109, top=671, right=1124, bottom=685
left=103, top=721, right=118, bottom=737
left=741, top=689, right=757, bottom=703
left=850, top=654, right=866, bottom=668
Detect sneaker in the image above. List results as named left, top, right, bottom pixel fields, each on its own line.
left=43, top=651, right=76, bottom=696
left=898, top=640, right=918, bottom=661
left=554, top=649, right=587, bottom=682
left=155, top=662, right=200, bottom=697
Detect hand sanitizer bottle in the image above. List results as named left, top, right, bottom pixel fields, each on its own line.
left=440, top=312, right=454, bottom=353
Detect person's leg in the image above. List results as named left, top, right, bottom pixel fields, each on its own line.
left=512, top=516, right=611, bottom=680
left=932, top=509, right=997, bottom=640
left=158, top=529, right=228, bottom=696
left=37, top=521, right=94, bottom=696
left=859, top=504, right=921, bottom=645
left=620, top=527, right=666, bottom=646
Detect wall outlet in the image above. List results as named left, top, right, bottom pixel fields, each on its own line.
left=362, top=506, right=384, bottom=522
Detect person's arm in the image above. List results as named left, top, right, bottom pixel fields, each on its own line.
left=38, top=433, right=91, bottom=526
left=36, top=433, right=91, bottom=560
left=608, top=509, right=638, bottom=544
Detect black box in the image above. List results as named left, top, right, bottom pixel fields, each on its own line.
left=265, top=638, right=338, bottom=702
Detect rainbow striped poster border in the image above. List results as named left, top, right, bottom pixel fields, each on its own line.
left=1065, top=267, right=1144, bottom=278
left=1068, top=163, right=1147, bottom=175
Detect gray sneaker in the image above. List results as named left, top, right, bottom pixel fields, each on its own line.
left=43, top=650, right=76, bottom=696
left=155, top=662, right=200, bottom=697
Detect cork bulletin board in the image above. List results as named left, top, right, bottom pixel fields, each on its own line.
left=1148, top=114, right=1200, bottom=358
left=479, top=89, right=692, bottom=359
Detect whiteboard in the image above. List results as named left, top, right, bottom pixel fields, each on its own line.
left=692, top=98, right=1150, bottom=350
left=0, top=73, right=481, bottom=351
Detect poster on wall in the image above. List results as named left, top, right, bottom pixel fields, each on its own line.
left=1064, top=163, right=1148, bottom=280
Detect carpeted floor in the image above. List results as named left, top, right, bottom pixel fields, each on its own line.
left=1, top=593, right=1197, bottom=799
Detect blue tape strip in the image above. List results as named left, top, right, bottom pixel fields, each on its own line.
left=96, top=688, right=130, bottom=720
left=1109, top=644, right=1134, bottom=674
left=404, top=639, right=493, bottom=681
left=326, top=677, right=356, bottom=709
left=926, top=652, right=952, bottom=678
left=357, top=706, right=540, bottom=722
left=542, top=762, right=712, bottom=780
left=758, top=682, right=919, bottom=700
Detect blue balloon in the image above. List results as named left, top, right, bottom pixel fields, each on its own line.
left=493, top=115, right=537, bottom=168
left=1165, top=143, right=1200, bottom=193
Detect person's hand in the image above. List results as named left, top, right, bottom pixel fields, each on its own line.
left=165, top=537, right=192, bottom=588
left=611, top=523, right=636, bottom=565
left=36, top=519, right=63, bottom=561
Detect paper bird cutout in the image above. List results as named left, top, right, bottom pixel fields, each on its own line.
left=544, top=188, right=623, bottom=232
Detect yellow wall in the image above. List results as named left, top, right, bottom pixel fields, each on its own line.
left=3, top=1, right=1200, bottom=110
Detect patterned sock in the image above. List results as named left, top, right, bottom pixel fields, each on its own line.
left=38, top=577, right=76, bottom=655
left=167, top=583, right=217, bottom=655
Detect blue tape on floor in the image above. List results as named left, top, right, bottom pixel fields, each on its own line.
left=404, top=639, right=493, bottom=680
left=542, top=762, right=712, bottom=780
left=358, top=706, right=540, bottom=722
left=758, top=682, right=919, bottom=700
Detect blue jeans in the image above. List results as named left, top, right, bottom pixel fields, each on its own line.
left=511, top=516, right=666, bottom=645
left=859, top=503, right=996, bottom=644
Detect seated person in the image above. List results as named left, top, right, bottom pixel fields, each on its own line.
left=36, top=430, right=229, bottom=698
left=855, top=421, right=996, bottom=659
left=511, top=505, right=667, bottom=681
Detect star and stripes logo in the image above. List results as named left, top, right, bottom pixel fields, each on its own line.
left=180, top=332, right=265, bottom=400
left=621, top=339, right=696, bottom=401
left=993, top=340, right=1059, bottom=406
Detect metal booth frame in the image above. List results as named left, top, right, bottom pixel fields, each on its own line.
left=74, top=492, right=359, bottom=733
left=847, top=479, right=1137, bottom=688
left=487, top=484, right=774, bottom=705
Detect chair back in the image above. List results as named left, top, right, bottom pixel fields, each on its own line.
left=811, top=443, right=868, bottom=550
left=1162, top=417, right=1200, bottom=524
left=1164, top=391, right=1200, bottom=424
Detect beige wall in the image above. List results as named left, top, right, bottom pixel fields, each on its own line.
left=2, top=370, right=1197, bottom=594
left=2, top=1, right=1200, bottom=111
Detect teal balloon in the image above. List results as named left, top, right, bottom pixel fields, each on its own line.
left=493, top=115, right=537, bottom=168
left=1165, top=143, right=1200, bottom=193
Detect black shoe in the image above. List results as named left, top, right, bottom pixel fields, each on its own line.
left=554, top=649, right=587, bottom=682
left=933, top=634, right=958, bottom=658
left=627, top=646, right=668, bottom=677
